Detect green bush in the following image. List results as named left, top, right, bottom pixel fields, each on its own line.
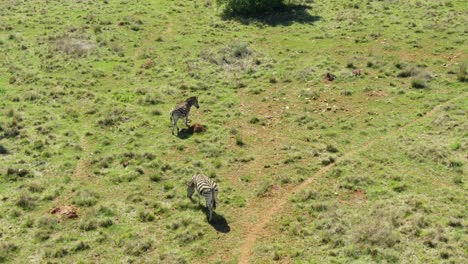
left=457, top=63, right=467, bottom=82
left=217, top=0, right=286, bottom=15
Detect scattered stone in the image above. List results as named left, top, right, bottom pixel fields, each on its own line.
left=51, top=205, right=78, bottom=219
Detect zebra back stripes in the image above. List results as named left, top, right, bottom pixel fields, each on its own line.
left=187, top=174, right=218, bottom=221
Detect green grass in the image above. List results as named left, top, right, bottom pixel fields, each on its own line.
left=0, top=0, right=467, bottom=263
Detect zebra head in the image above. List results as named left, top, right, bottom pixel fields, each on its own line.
left=187, top=96, right=199, bottom=109
left=186, top=181, right=195, bottom=198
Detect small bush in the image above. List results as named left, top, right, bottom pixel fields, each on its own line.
left=235, top=134, right=245, bottom=146
left=79, top=220, right=97, bottom=231
left=326, top=144, right=339, bottom=153
left=54, top=37, right=96, bottom=56
left=72, top=190, right=99, bottom=207
left=149, top=174, right=162, bottom=182
left=249, top=117, right=260, bottom=124
left=16, top=193, right=36, bottom=210
left=5, top=168, right=31, bottom=181
left=124, top=239, right=152, bottom=256
left=99, top=218, right=114, bottom=228
left=34, top=230, right=52, bottom=241
left=411, top=77, right=428, bottom=89
left=397, top=66, right=419, bottom=78
left=217, top=0, right=286, bottom=15
left=0, top=242, right=18, bottom=262
left=138, top=210, right=155, bottom=222
left=457, top=63, right=467, bottom=82
left=27, top=182, right=44, bottom=193
left=256, top=182, right=273, bottom=197
left=72, top=241, right=90, bottom=252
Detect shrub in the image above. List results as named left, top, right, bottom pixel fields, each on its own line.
left=411, top=77, right=428, bottom=89
left=217, top=0, right=286, bottom=15
left=235, top=134, right=245, bottom=146
left=256, top=182, right=273, bottom=197
left=16, top=192, right=36, bottom=210
left=138, top=210, right=155, bottom=222
left=0, top=242, right=18, bottom=262
left=124, top=239, right=152, bottom=256
left=72, top=190, right=99, bottom=207
left=71, top=241, right=90, bottom=252
left=99, top=218, right=114, bottom=228
left=457, top=63, right=467, bottom=82
left=79, top=220, right=97, bottom=231
left=249, top=117, right=260, bottom=124
left=397, top=65, right=419, bottom=78
left=54, top=37, right=96, bottom=56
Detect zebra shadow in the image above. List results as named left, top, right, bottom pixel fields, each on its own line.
left=176, top=126, right=194, bottom=139
left=202, top=208, right=230, bottom=233
left=0, top=144, right=8, bottom=155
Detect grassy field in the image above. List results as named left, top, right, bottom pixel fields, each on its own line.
left=0, top=0, right=466, bottom=263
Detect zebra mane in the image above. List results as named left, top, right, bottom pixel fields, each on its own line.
left=186, top=96, right=197, bottom=102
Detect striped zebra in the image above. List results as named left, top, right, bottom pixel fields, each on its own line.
left=187, top=174, right=218, bottom=221
left=170, top=96, right=199, bottom=135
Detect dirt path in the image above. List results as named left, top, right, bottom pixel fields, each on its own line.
left=238, top=93, right=465, bottom=264
left=72, top=136, right=91, bottom=178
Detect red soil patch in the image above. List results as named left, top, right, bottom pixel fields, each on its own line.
left=51, top=205, right=78, bottom=219
left=192, top=124, right=206, bottom=133
left=366, top=90, right=388, bottom=97
left=352, top=190, right=367, bottom=200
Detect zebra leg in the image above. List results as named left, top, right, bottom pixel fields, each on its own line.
left=185, top=116, right=190, bottom=127
left=172, top=116, right=179, bottom=135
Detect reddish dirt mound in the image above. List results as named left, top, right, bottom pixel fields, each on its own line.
left=192, top=124, right=206, bottom=133
left=352, top=69, right=362, bottom=76
left=51, top=205, right=78, bottom=219
left=366, top=90, right=388, bottom=97
left=352, top=190, right=367, bottom=200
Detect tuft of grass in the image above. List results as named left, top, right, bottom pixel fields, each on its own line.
left=457, top=63, right=467, bottom=82
left=53, top=36, right=96, bottom=56
left=235, top=134, right=245, bottom=146
left=124, top=239, right=153, bottom=256
left=138, top=210, right=155, bottom=222
left=256, top=182, right=273, bottom=197
left=72, top=190, right=99, bottom=207
left=71, top=241, right=90, bottom=252
left=79, top=220, right=97, bottom=231
left=16, top=192, right=36, bottom=210
left=411, top=77, right=429, bottom=89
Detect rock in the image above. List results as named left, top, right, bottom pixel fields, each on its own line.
left=51, top=205, right=78, bottom=219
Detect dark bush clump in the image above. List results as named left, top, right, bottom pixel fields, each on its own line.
left=217, top=0, right=286, bottom=15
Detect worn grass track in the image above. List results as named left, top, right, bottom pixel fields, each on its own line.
left=238, top=93, right=467, bottom=263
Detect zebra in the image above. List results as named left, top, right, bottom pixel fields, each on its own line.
left=187, top=174, right=218, bottom=221
left=170, top=96, right=199, bottom=135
